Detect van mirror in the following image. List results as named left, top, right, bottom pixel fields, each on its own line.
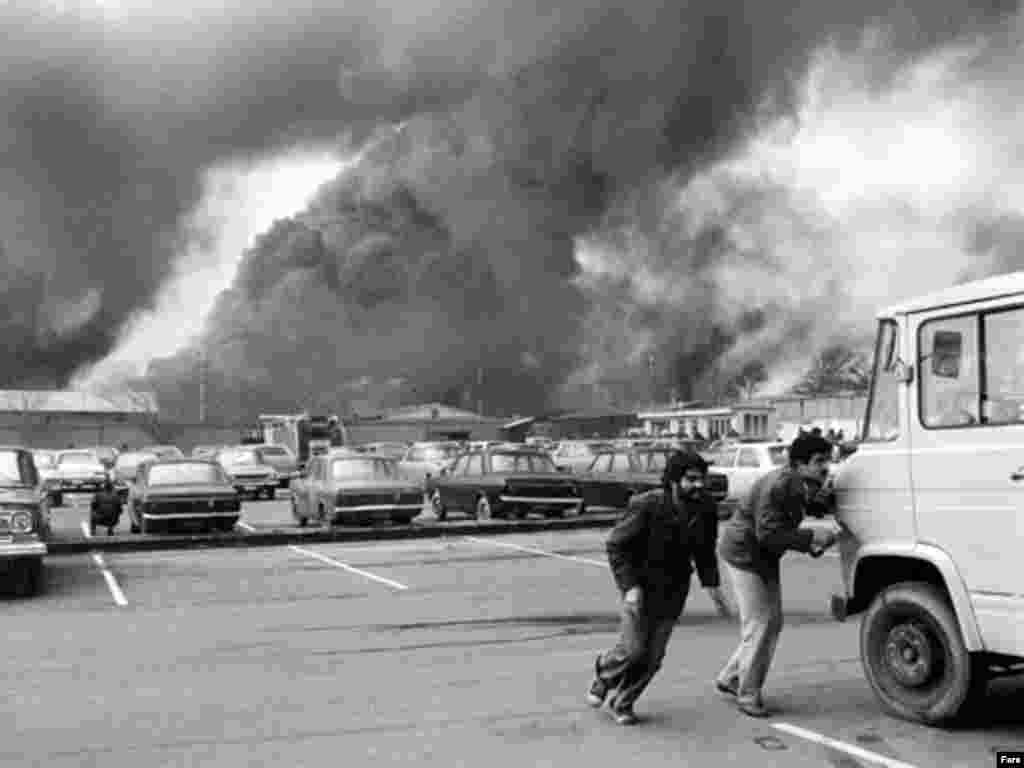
left=931, top=331, right=962, bottom=379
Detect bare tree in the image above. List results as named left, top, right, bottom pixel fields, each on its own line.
left=791, top=345, right=871, bottom=396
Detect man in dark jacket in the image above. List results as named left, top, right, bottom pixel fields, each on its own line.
left=714, top=434, right=838, bottom=717
left=90, top=480, right=122, bottom=536
left=587, top=450, right=730, bottom=725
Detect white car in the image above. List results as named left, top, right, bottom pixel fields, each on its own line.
left=397, top=442, right=462, bottom=492
left=52, top=449, right=109, bottom=496
left=217, top=446, right=279, bottom=499
left=701, top=441, right=789, bottom=512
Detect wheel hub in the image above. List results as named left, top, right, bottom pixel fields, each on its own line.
left=884, top=622, right=934, bottom=687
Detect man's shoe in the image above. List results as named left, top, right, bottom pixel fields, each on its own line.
left=715, top=679, right=738, bottom=698
left=612, top=707, right=639, bottom=726
left=586, top=656, right=608, bottom=707
left=737, top=699, right=771, bottom=718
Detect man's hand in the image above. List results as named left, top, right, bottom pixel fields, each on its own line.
left=706, top=586, right=732, bottom=618
left=624, top=586, right=642, bottom=607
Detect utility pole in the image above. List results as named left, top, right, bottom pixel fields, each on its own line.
left=198, top=345, right=207, bottom=424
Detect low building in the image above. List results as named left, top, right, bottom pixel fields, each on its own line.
left=0, top=390, right=160, bottom=449
left=500, top=408, right=639, bottom=442
left=345, top=402, right=506, bottom=444
left=638, top=400, right=777, bottom=441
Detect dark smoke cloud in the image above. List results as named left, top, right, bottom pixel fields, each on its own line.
left=4, top=0, right=1016, bottom=414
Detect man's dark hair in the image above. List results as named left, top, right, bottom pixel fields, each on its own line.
left=662, top=450, right=708, bottom=486
left=788, top=434, right=833, bottom=466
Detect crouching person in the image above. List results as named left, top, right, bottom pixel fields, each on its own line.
left=587, top=451, right=730, bottom=725
left=90, top=480, right=123, bottom=537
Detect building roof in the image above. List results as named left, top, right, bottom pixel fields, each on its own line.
left=0, top=390, right=157, bottom=413
left=880, top=270, right=1024, bottom=317
left=380, top=402, right=485, bottom=422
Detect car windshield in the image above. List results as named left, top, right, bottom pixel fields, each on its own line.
left=148, top=463, right=225, bottom=485
left=33, top=452, right=56, bottom=468
left=769, top=446, right=788, bottom=465
left=260, top=446, right=289, bottom=457
left=490, top=453, right=555, bottom=473
left=331, top=457, right=397, bottom=480
left=0, top=451, right=30, bottom=485
left=407, top=445, right=458, bottom=462
left=220, top=449, right=261, bottom=465
left=59, top=451, right=100, bottom=466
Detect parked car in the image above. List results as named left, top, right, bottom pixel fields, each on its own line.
left=32, top=450, right=62, bottom=506
left=216, top=446, right=279, bottom=499
left=701, top=441, right=789, bottom=514
left=397, top=441, right=462, bottom=492
left=112, top=451, right=159, bottom=500
left=431, top=446, right=583, bottom=521
left=128, top=459, right=241, bottom=534
left=140, top=445, right=185, bottom=460
left=0, top=446, right=51, bottom=596
left=290, top=452, right=424, bottom=526
left=578, top=447, right=730, bottom=516
left=52, top=449, right=109, bottom=496
left=550, top=440, right=615, bottom=474
left=248, top=444, right=300, bottom=487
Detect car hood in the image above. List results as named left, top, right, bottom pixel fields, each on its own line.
left=331, top=480, right=422, bottom=494
left=141, top=484, right=237, bottom=498
left=0, top=486, right=40, bottom=504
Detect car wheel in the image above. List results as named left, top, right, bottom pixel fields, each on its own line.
left=475, top=495, right=493, bottom=521
left=861, top=581, right=988, bottom=726
left=12, top=558, right=43, bottom=597
left=431, top=490, right=447, bottom=522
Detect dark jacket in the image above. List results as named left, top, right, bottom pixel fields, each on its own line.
left=606, top=487, right=721, bottom=620
left=717, top=467, right=816, bottom=582
left=90, top=489, right=123, bottom=526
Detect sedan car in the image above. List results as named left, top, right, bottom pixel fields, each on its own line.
left=52, top=449, right=109, bottom=495
left=550, top=440, right=616, bottom=474
left=397, top=441, right=462, bottom=492
left=0, top=446, right=51, bottom=596
left=128, top=459, right=240, bottom=534
left=431, top=447, right=583, bottom=521
left=357, top=442, right=410, bottom=461
left=111, top=451, right=159, bottom=500
left=216, top=446, right=279, bottom=499
left=701, top=441, right=788, bottom=514
left=251, top=444, right=299, bottom=488
left=290, top=452, right=424, bottom=526
left=578, top=447, right=729, bottom=516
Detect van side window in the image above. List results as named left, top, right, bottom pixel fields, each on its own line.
left=983, top=307, right=1024, bottom=424
left=920, top=315, right=980, bottom=428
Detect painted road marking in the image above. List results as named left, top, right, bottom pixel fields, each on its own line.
left=237, top=521, right=256, bottom=532
left=288, top=545, right=409, bottom=590
left=81, top=521, right=129, bottom=606
left=464, top=536, right=607, bottom=568
left=773, top=723, right=920, bottom=768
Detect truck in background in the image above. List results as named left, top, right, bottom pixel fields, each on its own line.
left=254, top=413, right=347, bottom=471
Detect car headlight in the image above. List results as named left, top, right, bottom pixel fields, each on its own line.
left=10, top=512, right=33, bottom=533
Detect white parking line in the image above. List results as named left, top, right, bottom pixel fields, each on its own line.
left=81, top=522, right=128, bottom=606
left=237, top=521, right=256, bottom=532
left=773, top=723, right=920, bottom=768
left=288, top=545, right=409, bottom=590
left=464, top=536, right=608, bottom=568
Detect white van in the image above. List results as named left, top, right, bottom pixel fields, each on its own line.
left=832, top=270, right=1024, bottom=726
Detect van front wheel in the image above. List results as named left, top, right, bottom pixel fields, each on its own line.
left=861, top=581, right=986, bottom=726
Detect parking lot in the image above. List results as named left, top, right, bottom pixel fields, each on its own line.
left=2, top=496, right=1020, bottom=767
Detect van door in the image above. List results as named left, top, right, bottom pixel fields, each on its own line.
left=910, top=306, right=1024, bottom=656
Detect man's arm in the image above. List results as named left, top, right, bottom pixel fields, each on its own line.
left=754, top=478, right=814, bottom=556
left=692, top=498, right=721, bottom=588
left=606, top=495, right=649, bottom=593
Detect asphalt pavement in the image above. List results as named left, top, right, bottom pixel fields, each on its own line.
left=5, top=503, right=1023, bottom=767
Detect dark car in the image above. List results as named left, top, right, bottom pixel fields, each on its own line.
left=0, top=447, right=51, bottom=596
left=128, top=459, right=241, bottom=534
left=431, top=447, right=584, bottom=521
left=290, top=452, right=424, bottom=526
left=578, top=448, right=730, bottom=516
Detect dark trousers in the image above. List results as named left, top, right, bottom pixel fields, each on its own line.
left=596, top=586, right=688, bottom=711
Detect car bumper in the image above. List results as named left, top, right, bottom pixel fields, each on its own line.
left=232, top=482, right=276, bottom=491
left=142, top=511, right=239, bottom=520
left=55, top=480, right=106, bottom=491
left=335, top=504, right=423, bottom=513
left=0, top=540, right=47, bottom=558
left=498, top=496, right=583, bottom=505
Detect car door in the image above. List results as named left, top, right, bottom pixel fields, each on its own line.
left=910, top=305, right=1024, bottom=654
left=459, top=454, right=485, bottom=509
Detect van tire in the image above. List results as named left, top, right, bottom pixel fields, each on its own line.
left=860, top=581, right=986, bottom=726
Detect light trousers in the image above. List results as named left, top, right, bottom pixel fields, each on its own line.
left=716, top=563, right=783, bottom=706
